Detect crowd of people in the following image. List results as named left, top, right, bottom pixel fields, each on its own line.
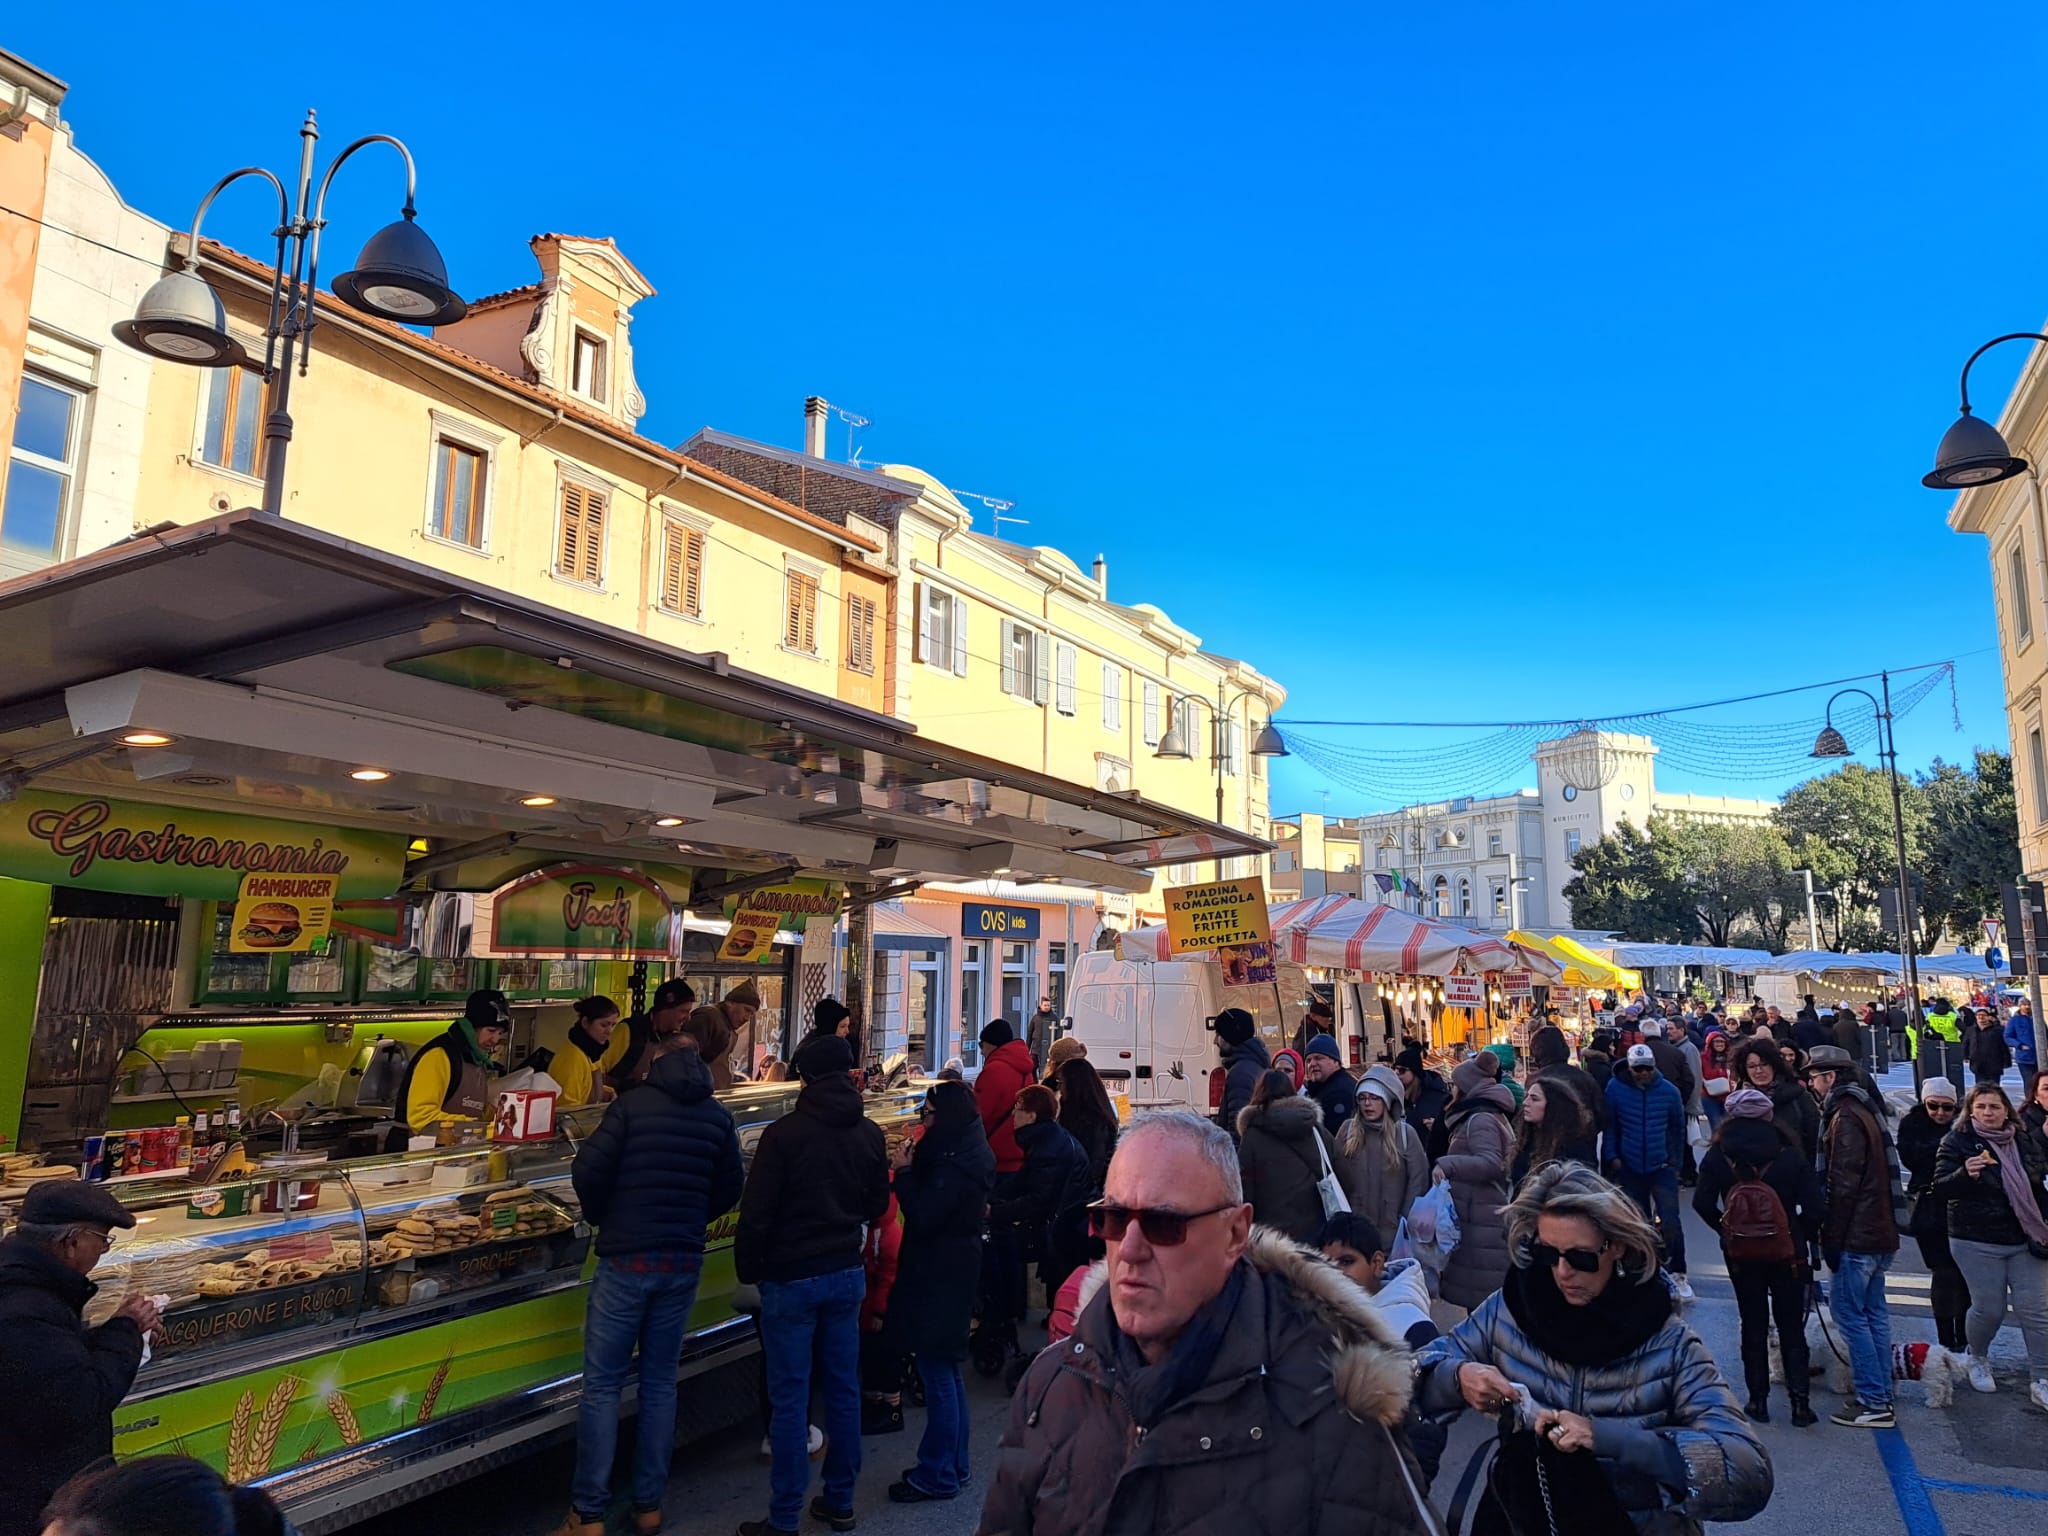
left=14, top=981, right=2048, bottom=1536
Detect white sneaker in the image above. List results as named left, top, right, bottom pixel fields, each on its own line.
left=759, top=1426, right=826, bottom=1459
left=2030, top=1379, right=2048, bottom=1412
left=1671, top=1275, right=1694, bottom=1303
left=1968, top=1356, right=1996, bottom=1394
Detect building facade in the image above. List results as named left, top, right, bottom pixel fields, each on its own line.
left=1272, top=729, right=1774, bottom=931
left=1947, top=335, right=2048, bottom=884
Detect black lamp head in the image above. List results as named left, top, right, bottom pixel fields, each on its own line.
left=1924, top=409, right=2026, bottom=490
left=332, top=213, right=467, bottom=326
left=1811, top=725, right=1852, bottom=759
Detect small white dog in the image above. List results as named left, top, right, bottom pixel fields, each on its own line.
left=1766, top=1325, right=1961, bottom=1406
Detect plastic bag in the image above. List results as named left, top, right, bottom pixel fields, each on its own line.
left=1406, top=1181, right=1462, bottom=1276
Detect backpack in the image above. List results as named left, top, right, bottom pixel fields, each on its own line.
left=1721, top=1159, right=1797, bottom=1265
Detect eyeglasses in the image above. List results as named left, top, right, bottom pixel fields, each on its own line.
left=1525, top=1240, right=1604, bottom=1274
left=1926, top=1103, right=1958, bottom=1114
left=1086, top=1201, right=1237, bottom=1246
left=70, top=1227, right=115, bottom=1251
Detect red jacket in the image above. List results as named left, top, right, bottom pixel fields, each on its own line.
left=975, top=1039, right=1037, bottom=1173
left=861, top=1187, right=904, bottom=1330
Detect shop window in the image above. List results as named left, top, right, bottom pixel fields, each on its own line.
left=846, top=593, right=877, bottom=674
left=202, top=907, right=275, bottom=998
left=906, top=949, right=941, bottom=1068
left=1000, top=940, right=1036, bottom=1025
left=428, top=437, right=488, bottom=549
left=364, top=943, right=425, bottom=996
left=661, top=520, right=706, bottom=617
left=1102, top=661, right=1122, bottom=732
left=784, top=566, right=821, bottom=655
left=4, top=372, right=81, bottom=564
left=1047, top=941, right=1068, bottom=1017
left=917, top=582, right=968, bottom=675
left=555, top=477, right=607, bottom=587
left=960, top=939, right=987, bottom=1065
left=199, top=361, right=264, bottom=478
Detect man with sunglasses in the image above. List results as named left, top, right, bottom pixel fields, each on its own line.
left=0, top=1180, right=159, bottom=1536
left=978, top=1110, right=1434, bottom=1536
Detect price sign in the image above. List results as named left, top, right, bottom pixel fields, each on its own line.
left=1444, top=975, right=1485, bottom=1008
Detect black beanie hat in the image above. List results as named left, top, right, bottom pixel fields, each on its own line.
left=980, top=1018, right=1014, bottom=1048
left=798, top=1033, right=855, bottom=1081
left=1393, top=1044, right=1426, bottom=1077
left=814, top=996, right=851, bottom=1033
left=1214, top=1008, right=1256, bottom=1046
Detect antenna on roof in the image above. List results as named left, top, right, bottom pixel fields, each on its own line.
left=831, top=403, right=870, bottom=465
left=955, top=490, right=1024, bottom=539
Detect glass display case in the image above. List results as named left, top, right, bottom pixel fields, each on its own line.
left=87, top=1139, right=590, bottom=1395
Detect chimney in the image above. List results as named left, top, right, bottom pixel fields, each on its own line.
left=1092, top=554, right=1107, bottom=593
left=803, top=396, right=829, bottom=459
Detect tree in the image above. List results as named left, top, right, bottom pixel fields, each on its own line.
left=1656, top=816, right=1798, bottom=947
left=1773, top=764, right=1931, bottom=947
left=1918, top=750, right=2020, bottom=943
left=1562, top=820, right=1697, bottom=941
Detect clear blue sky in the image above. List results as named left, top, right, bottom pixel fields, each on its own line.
left=16, top=4, right=2045, bottom=814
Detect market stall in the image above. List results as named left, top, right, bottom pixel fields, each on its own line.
left=0, top=511, right=1269, bottom=1529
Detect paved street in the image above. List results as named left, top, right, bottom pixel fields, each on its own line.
left=344, top=1061, right=2048, bottom=1536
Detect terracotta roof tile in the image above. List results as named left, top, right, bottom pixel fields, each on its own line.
left=461, top=281, right=542, bottom=311
left=194, top=241, right=876, bottom=556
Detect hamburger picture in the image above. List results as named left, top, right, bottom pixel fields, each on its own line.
left=721, top=925, right=759, bottom=960
left=237, top=900, right=304, bottom=948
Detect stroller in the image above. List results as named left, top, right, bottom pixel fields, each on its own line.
left=970, top=1218, right=1028, bottom=1377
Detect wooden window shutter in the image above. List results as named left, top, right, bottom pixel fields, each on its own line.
left=662, top=524, right=704, bottom=615
left=559, top=482, right=605, bottom=585
left=579, top=491, right=605, bottom=585
left=557, top=484, right=582, bottom=576
left=786, top=571, right=819, bottom=652
left=952, top=598, right=968, bottom=676
left=684, top=530, right=704, bottom=615
left=786, top=575, right=804, bottom=650
left=915, top=583, right=933, bottom=663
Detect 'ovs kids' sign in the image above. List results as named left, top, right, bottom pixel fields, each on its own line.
left=962, top=902, right=1040, bottom=939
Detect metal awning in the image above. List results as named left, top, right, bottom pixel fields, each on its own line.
left=0, top=513, right=1265, bottom=894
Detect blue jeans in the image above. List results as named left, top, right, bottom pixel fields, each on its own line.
left=761, top=1266, right=865, bottom=1528
left=1618, top=1167, right=1687, bottom=1275
left=909, top=1354, right=971, bottom=1496
left=573, top=1256, right=703, bottom=1517
left=1830, top=1250, right=1894, bottom=1408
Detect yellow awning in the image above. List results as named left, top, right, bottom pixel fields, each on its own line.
left=1507, top=930, right=1641, bottom=991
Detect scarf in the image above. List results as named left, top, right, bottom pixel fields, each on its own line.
left=568, top=1023, right=606, bottom=1063
left=1110, top=1262, right=1247, bottom=1428
left=1973, top=1121, right=2048, bottom=1246
left=453, top=1018, right=492, bottom=1068
left=1502, top=1257, right=1672, bottom=1369
left=1823, top=1083, right=1909, bottom=1227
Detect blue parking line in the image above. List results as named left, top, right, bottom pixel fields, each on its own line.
left=1874, top=1428, right=1946, bottom=1536
left=1921, top=1478, right=2048, bottom=1502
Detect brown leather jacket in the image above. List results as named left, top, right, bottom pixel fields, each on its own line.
left=1821, top=1094, right=1899, bottom=1255
left=976, top=1229, right=1434, bottom=1536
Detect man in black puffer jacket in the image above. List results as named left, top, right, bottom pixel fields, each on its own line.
left=1215, top=1008, right=1270, bottom=1142
left=562, top=1039, right=744, bottom=1536
left=736, top=1035, right=891, bottom=1536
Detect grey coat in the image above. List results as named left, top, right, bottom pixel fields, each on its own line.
left=1434, top=1083, right=1516, bottom=1309
left=1417, top=1284, right=1772, bottom=1535
left=1336, top=1117, right=1430, bottom=1245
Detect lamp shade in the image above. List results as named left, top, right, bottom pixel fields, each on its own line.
left=1251, top=722, right=1287, bottom=757
left=1811, top=724, right=1852, bottom=758
left=1924, top=410, right=2026, bottom=490
left=331, top=215, right=467, bottom=326
left=112, top=270, right=242, bottom=366
left=1154, top=725, right=1192, bottom=761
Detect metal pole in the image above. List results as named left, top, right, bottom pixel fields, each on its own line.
left=1800, top=868, right=1819, bottom=948
left=259, top=111, right=319, bottom=518
left=1880, top=672, right=1925, bottom=1085
left=2020, top=881, right=2048, bottom=1069
left=1214, top=681, right=1226, bottom=882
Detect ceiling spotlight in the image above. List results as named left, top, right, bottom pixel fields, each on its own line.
left=654, top=816, right=687, bottom=827
left=350, top=768, right=392, bottom=782
left=519, top=794, right=557, bottom=807
left=120, top=731, right=175, bottom=747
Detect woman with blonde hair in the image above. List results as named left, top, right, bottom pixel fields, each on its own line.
left=1337, top=1063, right=1429, bottom=1243
left=1416, top=1163, right=1769, bottom=1534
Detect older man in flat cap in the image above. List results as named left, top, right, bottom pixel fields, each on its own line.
left=0, top=1180, right=161, bottom=1536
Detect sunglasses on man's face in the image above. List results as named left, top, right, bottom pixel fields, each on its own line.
left=1525, top=1240, right=1605, bottom=1274
left=1087, top=1200, right=1236, bottom=1247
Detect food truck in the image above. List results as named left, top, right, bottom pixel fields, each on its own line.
left=0, top=513, right=1268, bottom=1530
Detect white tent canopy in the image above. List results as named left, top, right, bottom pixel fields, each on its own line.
left=1598, top=942, right=1776, bottom=971
left=1742, top=949, right=2002, bottom=980
left=1119, top=894, right=1563, bottom=979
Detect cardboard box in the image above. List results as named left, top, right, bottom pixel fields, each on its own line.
left=491, top=1088, right=557, bottom=1143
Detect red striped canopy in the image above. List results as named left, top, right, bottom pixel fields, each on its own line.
left=1120, top=893, right=1563, bottom=979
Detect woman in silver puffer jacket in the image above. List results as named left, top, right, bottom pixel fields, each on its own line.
left=1416, top=1162, right=1771, bottom=1534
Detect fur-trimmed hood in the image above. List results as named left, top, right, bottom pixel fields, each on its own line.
left=1237, top=1091, right=1325, bottom=1141
left=1074, top=1223, right=1413, bottom=1426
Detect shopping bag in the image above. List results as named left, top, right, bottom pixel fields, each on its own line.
left=1314, top=1130, right=1351, bottom=1219
left=1406, top=1181, right=1462, bottom=1276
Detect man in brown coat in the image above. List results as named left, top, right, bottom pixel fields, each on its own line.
left=1807, top=1044, right=1902, bottom=1427
left=976, top=1110, right=1434, bottom=1536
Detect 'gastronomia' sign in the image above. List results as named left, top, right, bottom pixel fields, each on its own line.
left=0, top=791, right=406, bottom=900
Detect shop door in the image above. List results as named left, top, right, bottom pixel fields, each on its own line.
left=1000, top=941, right=1036, bottom=1027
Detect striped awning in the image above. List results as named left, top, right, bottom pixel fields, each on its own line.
left=1119, top=895, right=1562, bottom=979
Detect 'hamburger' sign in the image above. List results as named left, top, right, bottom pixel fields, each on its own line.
left=227, top=873, right=339, bottom=954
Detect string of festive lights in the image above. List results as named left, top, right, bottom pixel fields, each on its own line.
left=1279, top=663, right=1957, bottom=805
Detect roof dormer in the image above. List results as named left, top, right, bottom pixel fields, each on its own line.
left=434, top=233, right=654, bottom=429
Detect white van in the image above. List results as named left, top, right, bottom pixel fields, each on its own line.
left=1063, top=950, right=1329, bottom=1115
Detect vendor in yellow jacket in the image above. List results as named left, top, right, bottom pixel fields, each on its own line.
left=401, top=988, right=514, bottom=1134
left=551, top=994, right=630, bottom=1108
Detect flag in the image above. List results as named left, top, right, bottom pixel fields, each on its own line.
left=1373, top=872, right=1393, bottom=895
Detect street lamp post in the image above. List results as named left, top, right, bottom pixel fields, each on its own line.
left=1811, top=675, right=1925, bottom=1078
left=1924, top=332, right=2048, bottom=1071
left=1153, top=684, right=1286, bottom=878
left=114, top=110, right=467, bottom=517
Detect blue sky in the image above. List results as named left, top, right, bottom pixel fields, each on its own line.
left=15, top=3, right=2046, bottom=814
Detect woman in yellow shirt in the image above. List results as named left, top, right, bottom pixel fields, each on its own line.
left=552, top=994, right=629, bottom=1109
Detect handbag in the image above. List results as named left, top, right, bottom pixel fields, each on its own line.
left=1313, top=1129, right=1351, bottom=1219
left=1449, top=1408, right=1634, bottom=1536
